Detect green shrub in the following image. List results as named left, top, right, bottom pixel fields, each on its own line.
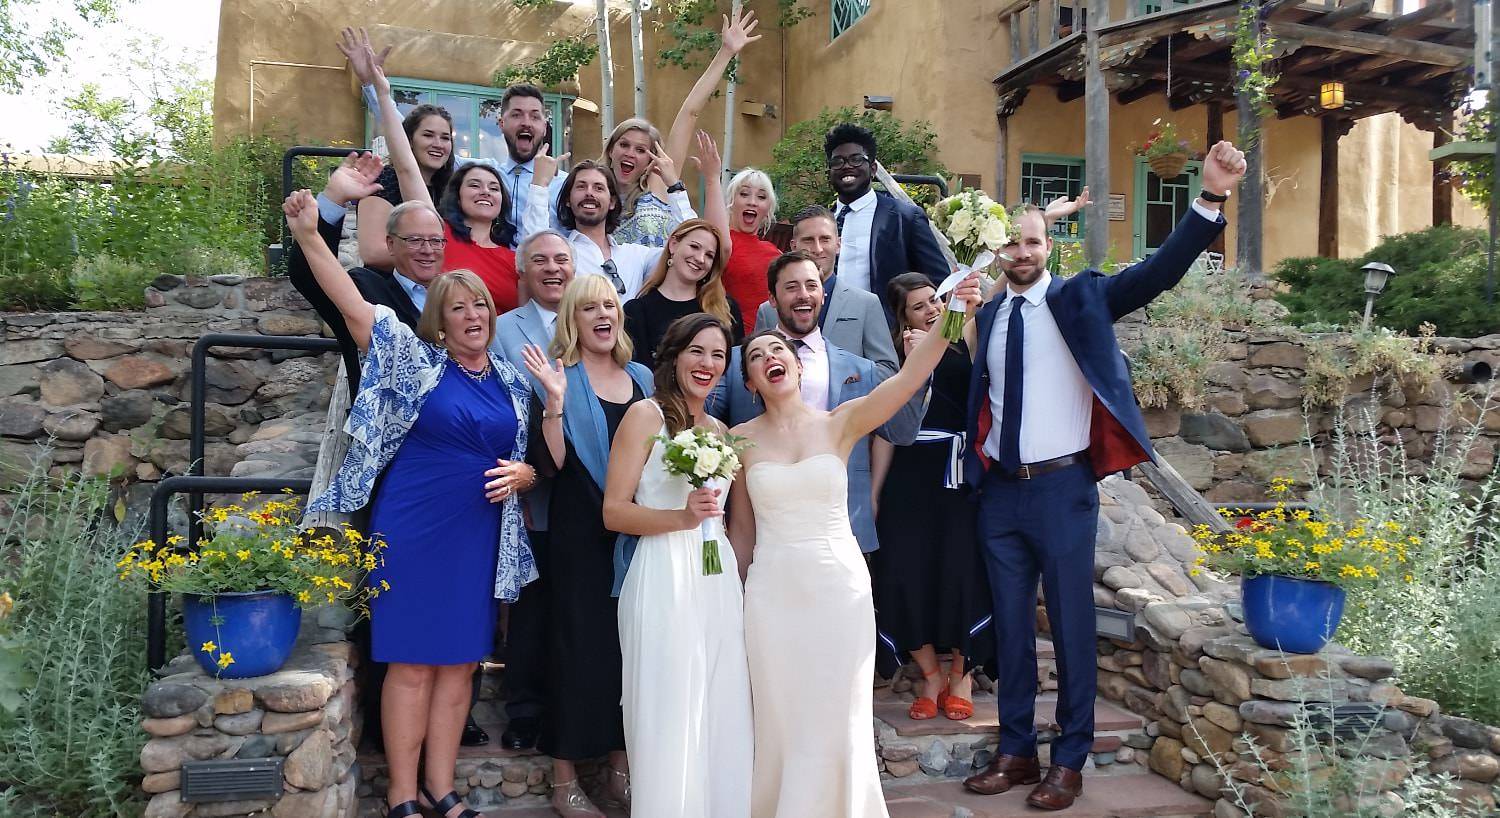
left=0, top=462, right=150, bottom=817
left=69, top=253, right=159, bottom=310
left=767, top=106, right=948, bottom=219
left=1128, top=258, right=1266, bottom=408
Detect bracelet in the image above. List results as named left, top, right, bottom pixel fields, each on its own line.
left=542, top=407, right=565, bottom=420
left=1199, top=189, right=1229, bottom=203
left=666, top=181, right=687, bottom=194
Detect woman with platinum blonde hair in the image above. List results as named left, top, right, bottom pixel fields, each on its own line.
left=720, top=168, right=782, bottom=329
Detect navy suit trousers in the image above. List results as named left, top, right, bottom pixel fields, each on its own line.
left=501, top=530, right=549, bottom=720
left=977, top=462, right=1099, bottom=771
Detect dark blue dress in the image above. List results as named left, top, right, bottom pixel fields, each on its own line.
left=367, top=360, right=520, bottom=665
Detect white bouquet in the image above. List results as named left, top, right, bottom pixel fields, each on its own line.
left=928, top=190, right=1012, bottom=341
left=656, top=428, right=749, bottom=575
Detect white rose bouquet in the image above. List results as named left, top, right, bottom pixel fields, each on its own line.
left=656, top=428, right=750, bottom=575
left=928, top=190, right=1013, bottom=341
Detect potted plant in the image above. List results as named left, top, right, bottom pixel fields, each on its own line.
left=118, top=493, right=385, bottom=678
left=1190, top=478, right=1413, bottom=654
left=1133, top=119, right=1194, bottom=179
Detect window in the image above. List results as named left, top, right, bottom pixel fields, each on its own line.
left=1140, top=0, right=1196, bottom=13
left=1019, top=153, right=1085, bottom=242
left=366, top=77, right=573, bottom=163
left=1132, top=156, right=1202, bottom=257
left=831, top=0, right=871, bottom=39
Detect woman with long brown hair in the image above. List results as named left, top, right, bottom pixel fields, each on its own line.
left=603, top=313, right=752, bottom=818
left=623, top=218, right=744, bottom=367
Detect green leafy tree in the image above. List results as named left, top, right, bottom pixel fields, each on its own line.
left=494, top=33, right=600, bottom=88
left=768, top=106, right=948, bottom=219
left=0, top=0, right=128, bottom=93
left=657, top=0, right=810, bottom=76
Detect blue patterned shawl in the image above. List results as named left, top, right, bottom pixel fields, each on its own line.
left=308, top=305, right=537, bottom=601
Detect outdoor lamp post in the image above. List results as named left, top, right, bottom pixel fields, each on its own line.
left=1360, top=262, right=1396, bottom=331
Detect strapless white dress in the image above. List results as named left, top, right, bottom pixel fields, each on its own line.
left=618, top=418, right=753, bottom=818
left=744, top=453, right=890, bottom=818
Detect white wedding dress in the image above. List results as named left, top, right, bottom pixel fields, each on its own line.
left=618, top=411, right=754, bottom=818
left=743, top=453, right=890, bottom=818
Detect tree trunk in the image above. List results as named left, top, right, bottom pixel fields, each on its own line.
left=596, top=0, right=616, bottom=136
left=722, top=0, right=744, bottom=184
left=630, top=0, right=647, bottom=118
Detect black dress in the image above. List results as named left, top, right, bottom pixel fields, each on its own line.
left=528, top=385, right=644, bottom=760
left=624, top=290, right=745, bottom=368
left=872, top=343, right=995, bottom=678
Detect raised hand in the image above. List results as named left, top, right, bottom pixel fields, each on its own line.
left=688, top=129, right=721, bottom=179
left=902, top=328, right=926, bottom=358
left=684, top=486, right=723, bottom=524
left=1200, top=141, right=1247, bottom=199
left=532, top=144, right=569, bottom=188
left=952, top=271, right=984, bottom=310
left=521, top=343, right=566, bottom=404
left=336, top=27, right=392, bottom=87
left=1043, top=187, right=1090, bottom=224
left=324, top=151, right=384, bottom=206
left=648, top=146, right=679, bottom=187
left=282, top=190, right=320, bottom=241
left=720, top=8, right=762, bottom=56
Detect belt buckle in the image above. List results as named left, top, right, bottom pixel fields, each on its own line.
left=1017, top=464, right=1032, bottom=480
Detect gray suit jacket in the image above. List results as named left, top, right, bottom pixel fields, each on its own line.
left=706, top=339, right=922, bottom=554
left=493, top=302, right=555, bottom=531
left=756, top=280, right=898, bottom=377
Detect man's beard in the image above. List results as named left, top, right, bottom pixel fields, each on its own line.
left=1002, top=265, right=1043, bottom=287
left=777, top=304, right=819, bottom=336
left=506, top=133, right=540, bottom=163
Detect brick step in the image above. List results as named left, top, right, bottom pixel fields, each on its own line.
left=885, top=773, right=1214, bottom=818
left=873, top=689, right=1144, bottom=739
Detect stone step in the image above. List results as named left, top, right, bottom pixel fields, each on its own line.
left=884, top=773, right=1214, bottom=817
left=873, top=689, right=1144, bottom=739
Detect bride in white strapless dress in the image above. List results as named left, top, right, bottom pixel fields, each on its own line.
left=726, top=272, right=980, bottom=818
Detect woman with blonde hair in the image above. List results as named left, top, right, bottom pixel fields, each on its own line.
left=520, top=274, right=654, bottom=816
left=720, top=167, right=781, bottom=329
left=624, top=207, right=743, bottom=366
left=285, top=165, right=535, bottom=818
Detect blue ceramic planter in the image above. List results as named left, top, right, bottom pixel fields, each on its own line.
left=182, top=591, right=301, bottom=679
left=1241, top=574, right=1346, bottom=655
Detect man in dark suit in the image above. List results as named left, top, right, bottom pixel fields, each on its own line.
left=710, top=251, right=922, bottom=555
left=825, top=123, right=950, bottom=299
left=961, top=142, right=1246, bottom=810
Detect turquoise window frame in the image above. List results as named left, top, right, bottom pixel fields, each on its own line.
left=1140, top=0, right=1196, bottom=14
left=831, top=0, right=872, bottom=39
left=364, top=77, right=574, bottom=162
left=1131, top=155, right=1202, bottom=257
left=1019, top=152, right=1086, bottom=243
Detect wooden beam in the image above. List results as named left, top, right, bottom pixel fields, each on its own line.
left=1117, top=80, right=1165, bottom=104
left=1318, top=0, right=1376, bottom=29
left=1096, top=0, right=1241, bottom=46
left=1433, top=111, right=1453, bottom=227
left=997, top=110, right=1010, bottom=202
left=993, top=31, right=1083, bottom=88
left=1084, top=0, right=1111, bottom=268
left=1319, top=116, right=1342, bottom=258
left=1174, top=34, right=1230, bottom=61
left=1376, top=0, right=1456, bottom=34
left=1207, top=101, right=1226, bottom=257
left=1266, top=21, right=1471, bottom=67
left=1029, top=0, right=1042, bottom=56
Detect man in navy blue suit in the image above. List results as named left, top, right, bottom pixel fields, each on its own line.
left=825, top=124, right=950, bottom=299
left=961, top=142, right=1246, bottom=810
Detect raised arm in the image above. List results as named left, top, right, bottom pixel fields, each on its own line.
left=692, top=131, right=731, bottom=253
left=663, top=9, right=761, bottom=169
left=1042, top=187, right=1090, bottom=228
left=341, top=26, right=434, bottom=212
left=520, top=344, right=568, bottom=471
left=603, top=403, right=722, bottom=536
left=834, top=274, right=981, bottom=445
left=285, top=188, right=376, bottom=350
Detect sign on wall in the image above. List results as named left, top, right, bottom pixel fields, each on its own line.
left=1108, top=194, right=1127, bottom=221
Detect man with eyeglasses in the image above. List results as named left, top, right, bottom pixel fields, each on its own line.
left=825, top=123, right=950, bottom=306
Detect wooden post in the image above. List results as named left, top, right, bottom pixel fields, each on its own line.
left=1318, top=116, right=1341, bottom=258
left=997, top=111, right=1009, bottom=201
left=1206, top=100, right=1226, bottom=256
left=1235, top=91, right=1264, bottom=281
left=1084, top=0, right=1111, bottom=267
left=1433, top=112, right=1454, bottom=226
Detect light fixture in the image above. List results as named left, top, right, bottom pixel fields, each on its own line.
left=1360, top=261, right=1396, bottom=330
left=1319, top=80, right=1345, bottom=110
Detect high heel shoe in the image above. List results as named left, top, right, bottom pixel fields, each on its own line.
left=944, top=671, right=975, bottom=721
left=419, top=786, right=482, bottom=818
left=550, top=779, right=606, bottom=817
left=909, top=666, right=944, bottom=720
left=598, top=766, right=631, bottom=811
left=386, top=801, right=421, bottom=818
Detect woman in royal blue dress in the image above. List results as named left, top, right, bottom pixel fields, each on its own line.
left=287, top=171, right=537, bottom=818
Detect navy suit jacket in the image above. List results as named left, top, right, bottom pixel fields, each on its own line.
left=706, top=340, right=922, bottom=553
left=493, top=302, right=556, bottom=531
left=963, top=209, right=1226, bottom=489
left=866, top=190, right=951, bottom=298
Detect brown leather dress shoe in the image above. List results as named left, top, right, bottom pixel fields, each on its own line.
left=962, top=753, right=1041, bottom=795
left=1026, top=765, right=1084, bottom=810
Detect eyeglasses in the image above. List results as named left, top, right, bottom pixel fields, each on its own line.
left=601, top=260, right=626, bottom=295
left=827, top=155, right=872, bottom=170
left=394, top=235, right=447, bottom=249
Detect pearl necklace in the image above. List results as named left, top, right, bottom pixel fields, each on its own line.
left=448, top=351, right=492, bottom=382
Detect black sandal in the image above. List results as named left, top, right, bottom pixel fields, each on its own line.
left=387, top=800, right=421, bottom=818
left=421, top=787, right=482, bottom=818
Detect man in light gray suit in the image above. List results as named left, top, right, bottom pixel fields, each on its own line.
left=486, top=228, right=574, bottom=751
left=711, top=251, right=921, bottom=554
left=755, top=205, right=898, bottom=376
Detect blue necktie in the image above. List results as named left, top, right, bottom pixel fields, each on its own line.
left=998, top=296, right=1025, bottom=473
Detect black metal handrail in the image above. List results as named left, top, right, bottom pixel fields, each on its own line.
left=147, top=476, right=312, bottom=671
left=274, top=146, right=371, bottom=273
left=890, top=173, right=950, bottom=198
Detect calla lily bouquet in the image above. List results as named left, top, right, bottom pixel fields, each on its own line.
left=928, top=190, right=1012, bottom=341
left=656, top=428, right=750, bottom=575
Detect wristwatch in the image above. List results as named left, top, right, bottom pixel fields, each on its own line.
left=1199, top=189, right=1230, bottom=203
left=666, top=181, right=687, bottom=194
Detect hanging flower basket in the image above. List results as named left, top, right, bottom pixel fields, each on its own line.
left=1149, top=152, right=1189, bottom=179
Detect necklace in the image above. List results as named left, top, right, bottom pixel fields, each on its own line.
left=448, top=351, right=492, bottom=382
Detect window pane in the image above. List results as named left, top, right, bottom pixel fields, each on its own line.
left=437, top=93, right=475, bottom=159
left=478, top=97, right=505, bottom=162
left=392, top=88, right=426, bottom=118
left=1020, top=155, right=1085, bottom=241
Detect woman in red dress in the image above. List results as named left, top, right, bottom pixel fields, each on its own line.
left=719, top=168, right=781, bottom=330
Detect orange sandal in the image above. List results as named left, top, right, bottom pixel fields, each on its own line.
left=908, top=666, right=944, bottom=720
left=944, top=671, right=974, bottom=720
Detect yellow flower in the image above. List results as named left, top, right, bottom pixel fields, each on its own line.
left=1304, top=561, right=1320, bottom=572
left=1340, top=565, right=1362, bottom=579
left=200, top=641, right=217, bottom=654
left=325, top=591, right=336, bottom=604
left=166, top=535, right=184, bottom=546
left=1363, top=566, right=1378, bottom=578
left=380, top=580, right=391, bottom=591
left=217, top=652, right=235, bottom=669
left=0, top=591, right=13, bottom=619
left=297, top=590, right=311, bottom=603
left=236, top=550, right=252, bottom=561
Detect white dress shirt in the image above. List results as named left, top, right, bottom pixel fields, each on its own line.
left=497, top=156, right=565, bottom=243
left=982, top=271, right=1093, bottom=464
left=791, top=327, right=831, bottom=410
left=535, top=303, right=557, bottom=334
left=833, top=189, right=878, bottom=294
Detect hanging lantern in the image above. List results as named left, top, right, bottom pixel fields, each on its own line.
left=1319, top=80, right=1345, bottom=110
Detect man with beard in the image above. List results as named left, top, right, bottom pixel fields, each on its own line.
left=824, top=123, right=949, bottom=301
left=493, top=84, right=565, bottom=242
left=708, top=251, right=922, bottom=555
left=754, top=205, right=897, bottom=375
left=961, top=141, right=1245, bottom=811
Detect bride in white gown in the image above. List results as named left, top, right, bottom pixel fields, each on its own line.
left=603, top=314, right=753, bottom=818
left=727, top=272, right=983, bottom=818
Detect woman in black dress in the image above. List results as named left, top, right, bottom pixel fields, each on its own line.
left=871, top=273, right=995, bottom=722
left=523, top=274, right=654, bottom=817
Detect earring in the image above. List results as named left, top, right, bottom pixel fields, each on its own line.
left=438, top=330, right=446, bottom=342
left=667, top=257, right=674, bottom=268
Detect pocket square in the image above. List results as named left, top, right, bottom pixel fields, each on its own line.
left=835, top=316, right=855, bottom=321
left=843, top=374, right=861, bottom=385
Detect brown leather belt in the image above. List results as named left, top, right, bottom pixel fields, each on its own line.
left=991, top=451, right=1090, bottom=481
